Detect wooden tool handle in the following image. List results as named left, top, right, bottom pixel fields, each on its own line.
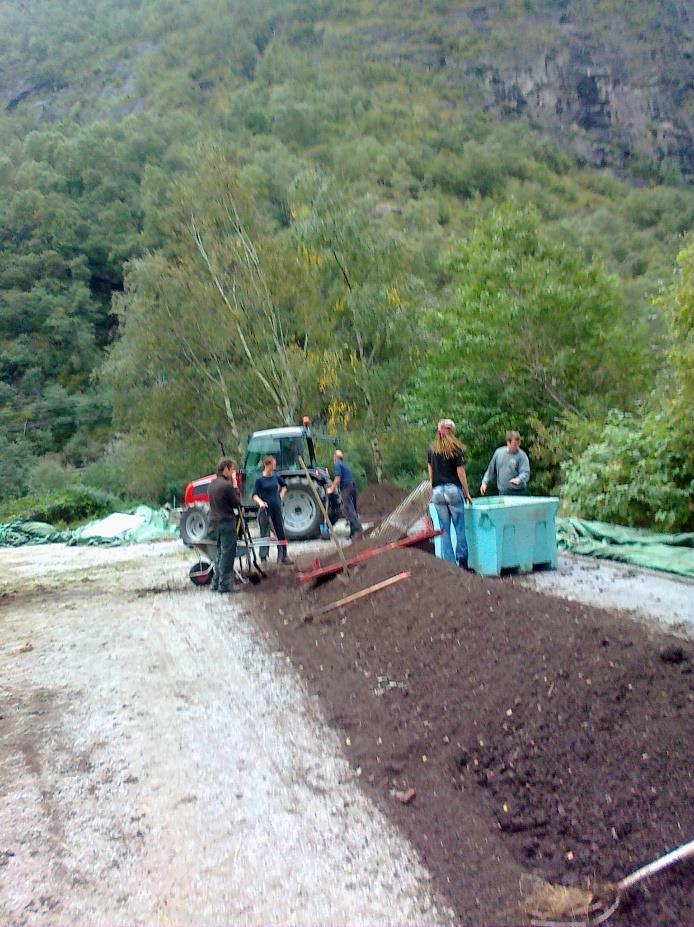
left=308, top=571, right=411, bottom=620
left=297, top=455, right=350, bottom=576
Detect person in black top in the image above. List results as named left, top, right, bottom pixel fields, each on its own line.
left=427, top=419, right=473, bottom=567
left=208, top=457, right=242, bottom=593
left=252, top=456, right=293, bottom=565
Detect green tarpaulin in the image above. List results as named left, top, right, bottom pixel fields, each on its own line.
left=0, top=521, right=72, bottom=546
left=557, top=518, right=694, bottom=579
left=0, top=507, right=178, bottom=548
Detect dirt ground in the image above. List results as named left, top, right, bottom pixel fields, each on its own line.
left=257, top=540, right=694, bottom=926
left=0, top=541, right=447, bottom=926
left=1, top=492, right=693, bottom=927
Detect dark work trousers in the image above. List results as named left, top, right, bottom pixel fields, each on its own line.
left=212, top=518, right=238, bottom=592
left=258, top=501, right=287, bottom=561
left=342, top=482, right=363, bottom=537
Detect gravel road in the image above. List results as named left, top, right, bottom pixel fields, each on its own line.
left=521, top=552, right=693, bottom=638
left=0, top=540, right=447, bottom=926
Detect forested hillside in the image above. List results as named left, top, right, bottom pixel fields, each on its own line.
left=0, top=0, right=692, bottom=526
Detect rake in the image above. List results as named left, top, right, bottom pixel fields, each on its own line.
left=523, top=837, right=694, bottom=927
left=369, top=480, right=432, bottom=544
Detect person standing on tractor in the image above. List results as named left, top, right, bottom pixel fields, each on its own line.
left=208, top=457, right=242, bottom=594
left=480, top=430, right=531, bottom=496
left=327, top=449, right=363, bottom=538
left=252, top=456, right=294, bottom=565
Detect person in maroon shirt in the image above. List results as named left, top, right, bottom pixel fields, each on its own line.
left=208, top=457, right=242, bottom=593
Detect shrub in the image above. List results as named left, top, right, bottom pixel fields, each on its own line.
left=560, top=410, right=692, bottom=530
left=0, top=435, right=32, bottom=502
left=26, top=455, right=75, bottom=493
left=526, top=412, right=604, bottom=497
left=340, top=427, right=431, bottom=488
left=0, top=484, right=135, bottom=527
left=380, top=427, right=429, bottom=482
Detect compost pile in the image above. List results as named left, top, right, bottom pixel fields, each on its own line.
left=254, top=492, right=693, bottom=926
left=357, top=482, right=408, bottom=519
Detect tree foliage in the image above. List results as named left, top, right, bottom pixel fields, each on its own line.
left=290, top=172, right=427, bottom=479
left=104, top=151, right=323, bottom=470
left=408, top=203, right=649, bottom=477
left=562, top=239, right=694, bottom=530
left=560, top=410, right=690, bottom=529
left=656, top=237, right=694, bottom=434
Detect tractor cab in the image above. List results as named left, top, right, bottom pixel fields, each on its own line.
left=239, top=425, right=338, bottom=539
left=240, top=426, right=332, bottom=506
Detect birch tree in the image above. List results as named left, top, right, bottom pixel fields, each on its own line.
left=105, top=151, right=319, bottom=458
left=290, top=172, right=426, bottom=481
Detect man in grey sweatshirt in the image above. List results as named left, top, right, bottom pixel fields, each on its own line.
left=480, top=430, right=531, bottom=495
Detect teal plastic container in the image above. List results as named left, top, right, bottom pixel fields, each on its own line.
left=464, top=496, right=559, bottom=576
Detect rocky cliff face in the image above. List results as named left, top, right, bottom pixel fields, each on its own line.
left=361, top=1, right=694, bottom=178
left=469, top=22, right=693, bottom=175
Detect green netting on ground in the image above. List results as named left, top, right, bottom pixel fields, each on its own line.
left=557, top=518, right=694, bottom=579
left=0, top=507, right=178, bottom=548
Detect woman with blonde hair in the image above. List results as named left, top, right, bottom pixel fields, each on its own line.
left=427, top=418, right=473, bottom=567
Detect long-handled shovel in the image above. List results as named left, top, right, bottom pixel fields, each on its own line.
left=237, top=512, right=265, bottom=583
left=524, top=836, right=694, bottom=926
left=297, top=455, right=349, bottom=581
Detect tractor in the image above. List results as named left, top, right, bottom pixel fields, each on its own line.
left=179, top=423, right=340, bottom=547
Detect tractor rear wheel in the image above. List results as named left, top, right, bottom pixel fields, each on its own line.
left=282, top=480, right=323, bottom=540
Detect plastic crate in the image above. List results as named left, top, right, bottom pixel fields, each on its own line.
left=465, top=496, right=559, bottom=576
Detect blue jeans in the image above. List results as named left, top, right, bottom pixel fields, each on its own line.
left=432, top=484, right=468, bottom=565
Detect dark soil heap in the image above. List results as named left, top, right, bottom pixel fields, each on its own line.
left=357, top=482, right=409, bottom=519
left=253, top=529, right=693, bottom=925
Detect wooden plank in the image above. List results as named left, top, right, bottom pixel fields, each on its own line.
left=296, top=526, right=441, bottom=582
left=305, top=571, right=411, bottom=622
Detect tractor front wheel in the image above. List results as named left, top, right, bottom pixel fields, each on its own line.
left=180, top=506, right=210, bottom=545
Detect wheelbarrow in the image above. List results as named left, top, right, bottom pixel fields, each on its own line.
left=187, top=514, right=279, bottom=587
